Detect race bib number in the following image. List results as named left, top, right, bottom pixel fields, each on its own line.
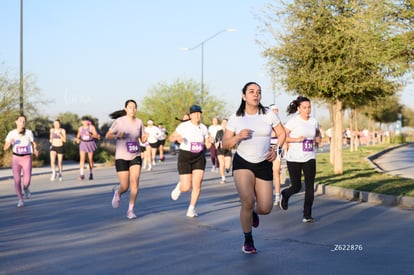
left=190, top=142, right=204, bottom=153
left=82, top=134, right=91, bottom=140
left=302, top=139, right=314, bottom=152
left=126, top=141, right=139, bottom=153
left=16, top=146, right=29, bottom=154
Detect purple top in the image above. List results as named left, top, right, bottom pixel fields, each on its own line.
left=109, top=116, right=145, bottom=160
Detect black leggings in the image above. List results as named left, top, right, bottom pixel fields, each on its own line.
left=285, top=159, right=316, bottom=218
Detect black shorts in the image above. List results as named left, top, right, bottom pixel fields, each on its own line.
left=140, top=146, right=146, bottom=152
left=177, top=149, right=206, bottom=174
left=115, top=156, right=142, bottom=172
left=217, top=147, right=232, bottom=157
left=51, top=145, right=64, bottom=154
left=158, top=139, right=166, bottom=146
left=232, top=153, right=273, bottom=181
left=149, top=142, right=158, bottom=149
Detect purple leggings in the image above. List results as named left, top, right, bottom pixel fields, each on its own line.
left=12, top=155, right=33, bottom=200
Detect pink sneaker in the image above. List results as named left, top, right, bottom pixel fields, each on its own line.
left=112, top=188, right=120, bottom=208
left=127, top=210, right=137, bottom=219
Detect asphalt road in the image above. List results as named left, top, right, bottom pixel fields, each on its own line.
left=1, top=152, right=413, bottom=275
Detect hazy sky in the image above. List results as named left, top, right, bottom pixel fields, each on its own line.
left=1, top=1, right=413, bottom=125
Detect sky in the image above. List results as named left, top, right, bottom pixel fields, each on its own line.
left=1, top=0, right=413, bottom=126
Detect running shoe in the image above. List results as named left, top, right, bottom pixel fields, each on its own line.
left=89, top=173, right=93, bottom=180
left=58, top=174, right=63, bottom=182
left=170, top=182, right=181, bottom=201
left=302, top=217, right=315, bottom=223
left=127, top=210, right=137, bottom=219
left=280, top=191, right=289, bottom=210
left=252, top=211, right=259, bottom=228
left=220, top=179, right=226, bottom=184
left=186, top=208, right=198, bottom=218
left=24, top=188, right=31, bottom=199
left=17, top=200, right=24, bottom=208
left=50, top=173, right=56, bottom=181
left=274, top=196, right=281, bottom=206
left=78, top=175, right=85, bottom=180
left=242, top=238, right=257, bottom=254
left=112, top=188, right=120, bottom=208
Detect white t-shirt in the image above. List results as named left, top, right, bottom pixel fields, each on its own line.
left=227, top=110, right=281, bottom=163
left=208, top=124, right=221, bottom=139
left=176, top=121, right=208, bottom=153
left=285, top=115, right=319, bottom=162
left=145, top=125, right=162, bottom=144
left=157, top=127, right=167, bottom=140
left=5, top=129, right=35, bottom=155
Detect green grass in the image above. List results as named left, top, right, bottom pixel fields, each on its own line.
left=316, top=144, right=414, bottom=197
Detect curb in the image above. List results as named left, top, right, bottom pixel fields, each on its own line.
left=315, top=183, right=414, bottom=209
left=313, top=142, right=414, bottom=209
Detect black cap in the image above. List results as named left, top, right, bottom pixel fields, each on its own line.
left=189, top=105, right=202, bottom=114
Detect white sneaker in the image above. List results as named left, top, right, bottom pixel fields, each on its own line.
left=24, top=188, right=31, bottom=199
left=50, top=173, right=56, bottom=181
left=171, top=182, right=181, bottom=201
left=186, top=207, right=198, bottom=218
left=220, top=177, right=226, bottom=184
left=58, top=174, right=63, bottom=182
left=274, top=196, right=281, bottom=206
left=17, top=200, right=24, bottom=208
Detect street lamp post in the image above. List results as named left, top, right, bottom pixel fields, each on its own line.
left=20, top=0, right=24, bottom=114
left=180, top=28, right=236, bottom=100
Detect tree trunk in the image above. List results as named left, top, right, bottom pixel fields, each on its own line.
left=332, top=100, right=343, bottom=174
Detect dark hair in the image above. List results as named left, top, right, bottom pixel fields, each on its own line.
left=16, top=114, right=27, bottom=135
left=236, top=82, right=267, bottom=116
left=175, top=113, right=190, bottom=122
left=109, top=99, right=137, bottom=119
left=286, top=96, right=310, bottom=114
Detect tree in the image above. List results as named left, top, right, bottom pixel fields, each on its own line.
left=401, top=105, right=414, bottom=128
left=260, top=0, right=412, bottom=174
left=370, top=95, right=403, bottom=126
left=0, top=71, right=49, bottom=163
left=30, top=116, right=52, bottom=138
left=138, top=78, right=229, bottom=135
left=56, top=112, right=81, bottom=134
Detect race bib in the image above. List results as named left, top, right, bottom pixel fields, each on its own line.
left=126, top=141, right=139, bottom=153
left=190, top=142, right=204, bottom=153
left=82, top=134, right=91, bottom=140
left=302, top=139, right=314, bottom=152
left=16, top=146, right=29, bottom=154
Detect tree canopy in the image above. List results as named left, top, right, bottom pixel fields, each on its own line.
left=259, top=0, right=413, bottom=173
left=137, top=78, right=229, bottom=134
